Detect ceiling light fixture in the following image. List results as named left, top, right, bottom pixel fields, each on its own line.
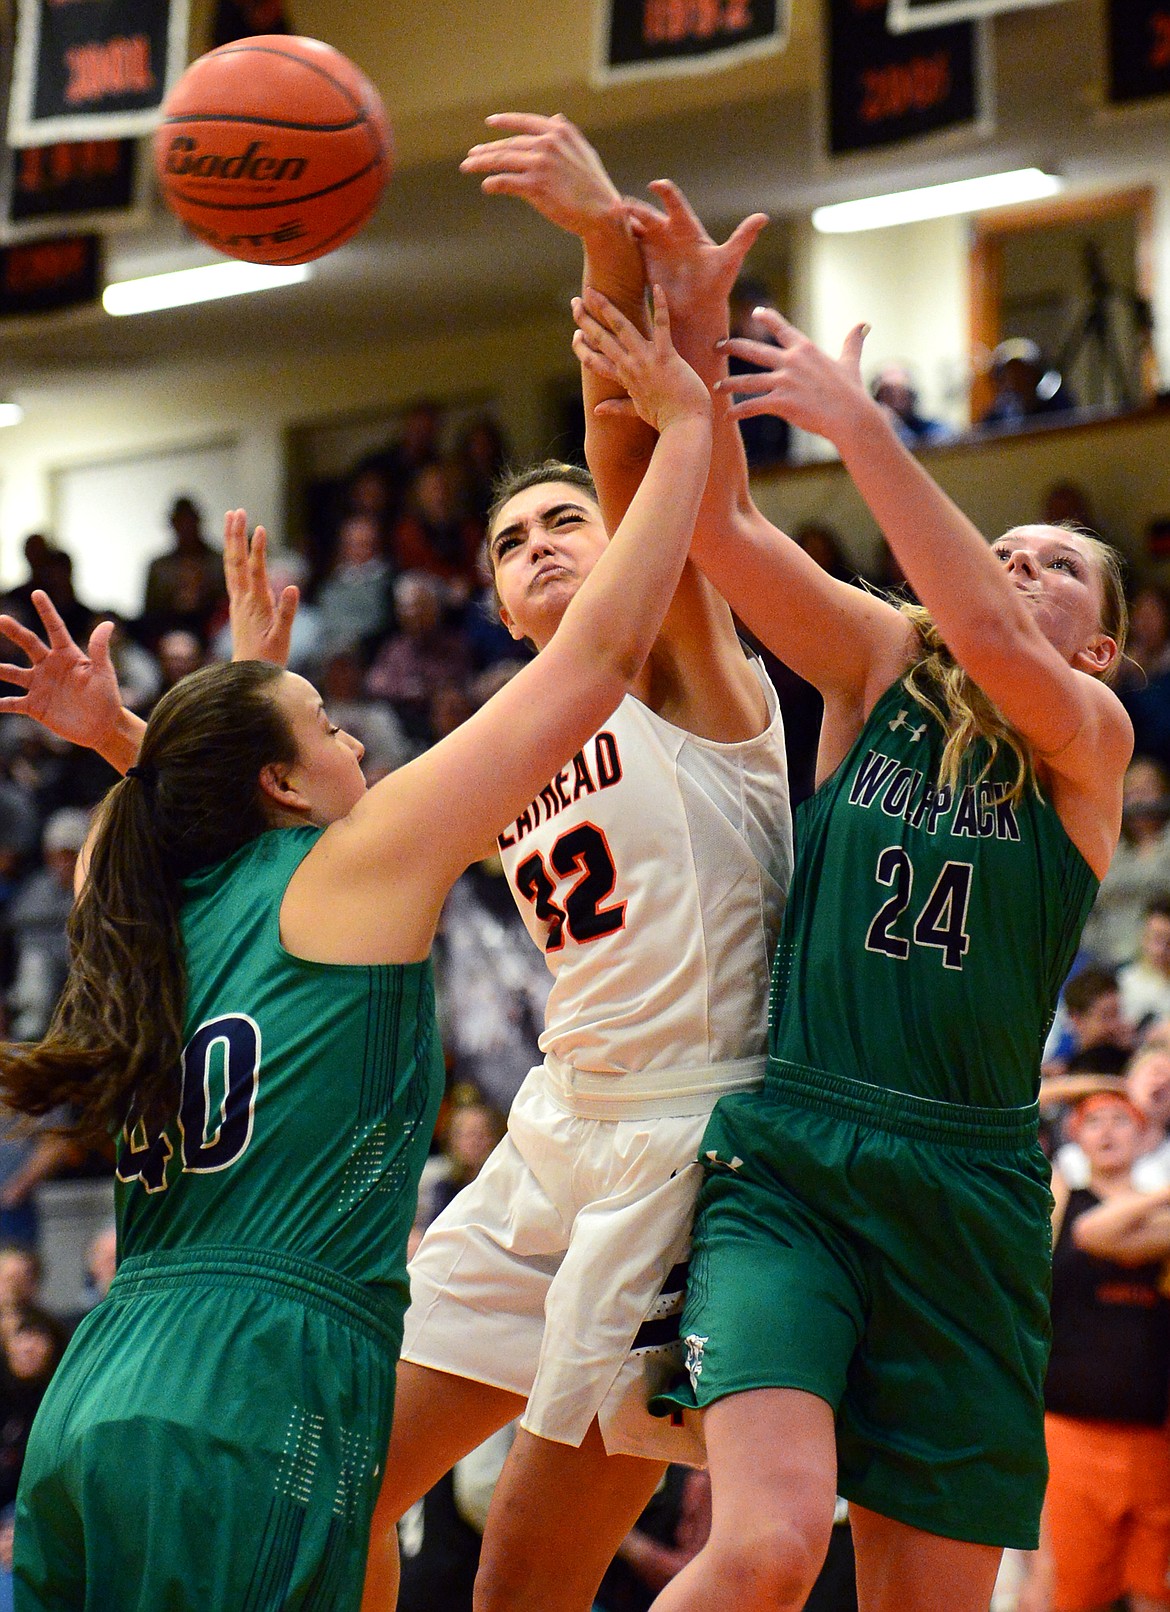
left=0, top=403, right=24, bottom=428
left=812, top=168, right=1063, bottom=234
left=103, top=259, right=312, bottom=317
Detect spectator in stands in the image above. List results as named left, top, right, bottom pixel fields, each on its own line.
left=453, top=416, right=509, bottom=528
left=0, top=785, right=40, bottom=909
left=1127, top=1045, right=1170, bottom=1189
left=795, top=522, right=853, bottom=583
left=1050, top=1044, right=1170, bottom=1191
left=1041, top=480, right=1099, bottom=535
left=0, top=1306, right=66, bottom=1510
left=1118, top=585, right=1170, bottom=774
left=1081, top=756, right=1170, bottom=967
left=870, top=363, right=953, bottom=448
left=0, top=1249, right=39, bottom=1331
left=0, top=539, right=56, bottom=635
left=1019, top=1087, right=1170, bottom=1612
left=62, top=1222, right=117, bottom=1334
left=1046, top=964, right=1136, bottom=1077
left=153, top=631, right=206, bottom=700
left=389, top=462, right=482, bottom=602
left=141, top=497, right=225, bottom=644
left=0, top=1303, right=66, bottom=1607
left=366, top=571, right=471, bottom=744
left=314, top=511, right=395, bottom=664
left=100, top=617, right=161, bottom=715
left=375, top=399, right=443, bottom=503
left=316, top=651, right=414, bottom=782
left=429, top=1097, right=507, bottom=1221
left=6, top=808, right=88, bottom=1043
left=1119, top=896, right=1170, bottom=1030
left=435, top=854, right=551, bottom=1114
left=727, top=277, right=791, bottom=467
left=979, top=337, right=1078, bottom=428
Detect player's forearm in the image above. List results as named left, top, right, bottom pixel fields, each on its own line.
left=555, top=411, right=711, bottom=691
left=834, top=399, right=1033, bottom=656
left=581, top=208, right=657, bottom=532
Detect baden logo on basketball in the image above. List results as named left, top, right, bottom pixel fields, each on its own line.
left=153, top=35, right=393, bottom=265
left=162, top=138, right=309, bottom=184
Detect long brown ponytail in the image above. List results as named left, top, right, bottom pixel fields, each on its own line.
left=0, top=661, right=296, bottom=1143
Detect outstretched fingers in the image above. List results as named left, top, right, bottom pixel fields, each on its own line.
left=483, top=112, right=561, bottom=135
left=0, top=613, right=47, bottom=665
left=85, top=618, right=117, bottom=673
left=222, top=508, right=248, bottom=582
left=29, top=590, right=74, bottom=651
left=646, top=178, right=705, bottom=234
left=722, top=211, right=770, bottom=269
left=840, top=322, right=870, bottom=382
left=246, top=522, right=270, bottom=588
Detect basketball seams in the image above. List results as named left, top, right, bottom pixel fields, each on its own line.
left=161, top=113, right=371, bottom=135
left=195, top=43, right=367, bottom=117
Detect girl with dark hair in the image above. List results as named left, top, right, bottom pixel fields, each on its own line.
left=0, top=293, right=713, bottom=1612
left=572, top=201, right=1131, bottom=1612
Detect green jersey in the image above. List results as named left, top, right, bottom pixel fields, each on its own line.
left=770, top=676, right=1098, bottom=1109
left=116, top=827, right=444, bottom=1302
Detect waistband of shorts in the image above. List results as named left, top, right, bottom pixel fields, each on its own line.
left=764, top=1057, right=1039, bottom=1151
left=108, top=1244, right=403, bottom=1349
left=541, top=1051, right=766, bottom=1121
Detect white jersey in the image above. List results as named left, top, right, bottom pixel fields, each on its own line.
left=496, top=660, right=792, bottom=1109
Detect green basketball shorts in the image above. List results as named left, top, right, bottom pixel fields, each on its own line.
left=14, top=1246, right=402, bottom=1611
left=653, top=1059, right=1053, bottom=1550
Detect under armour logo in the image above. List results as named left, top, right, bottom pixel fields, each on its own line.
left=889, top=709, right=927, bottom=742
left=705, top=1150, right=743, bottom=1171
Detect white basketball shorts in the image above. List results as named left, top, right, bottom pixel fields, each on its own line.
left=402, top=1064, right=711, bottom=1465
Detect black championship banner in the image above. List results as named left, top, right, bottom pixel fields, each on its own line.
left=594, top=0, right=788, bottom=84
left=0, top=234, right=100, bottom=315
left=1107, top=0, right=1170, bottom=104
left=7, top=0, right=190, bottom=146
left=827, top=0, right=983, bottom=155
left=1, top=139, right=146, bottom=241
left=888, top=0, right=1069, bottom=32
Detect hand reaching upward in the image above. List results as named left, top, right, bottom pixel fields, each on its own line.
left=223, top=508, right=299, bottom=666
left=625, top=179, right=768, bottom=330
left=718, top=308, right=873, bottom=445
left=0, top=592, right=138, bottom=768
left=571, top=283, right=711, bottom=434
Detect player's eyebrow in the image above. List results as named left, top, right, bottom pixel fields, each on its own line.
left=491, top=502, right=586, bottom=558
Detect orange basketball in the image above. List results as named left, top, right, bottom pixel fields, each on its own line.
left=153, top=36, right=392, bottom=265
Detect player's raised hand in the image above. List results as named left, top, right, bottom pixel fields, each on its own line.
left=460, top=113, right=626, bottom=240
left=625, top=179, right=768, bottom=322
left=0, top=591, right=124, bottom=750
left=717, top=309, right=872, bottom=444
left=572, top=283, right=710, bottom=434
left=223, top=509, right=299, bottom=667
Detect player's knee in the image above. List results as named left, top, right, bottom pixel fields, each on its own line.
left=713, top=1514, right=830, bottom=1610
left=472, top=1548, right=534, bottom=1612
